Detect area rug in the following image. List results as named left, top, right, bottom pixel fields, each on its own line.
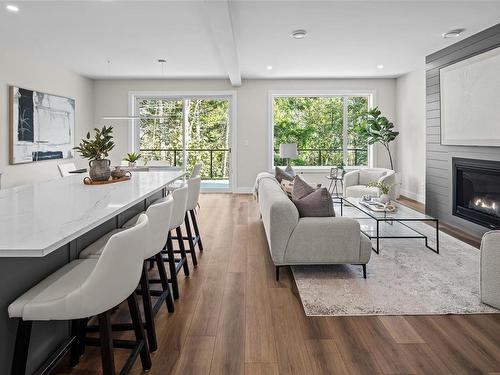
left=291, top=214, right=499, bottom=316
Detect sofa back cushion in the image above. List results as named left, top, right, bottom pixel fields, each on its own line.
left=359, top=169, right=387, bottom=185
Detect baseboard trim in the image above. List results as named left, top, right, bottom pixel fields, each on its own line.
left=399, top=188, right=425, bottom=204
left=234, top=187, right=253, bottom=194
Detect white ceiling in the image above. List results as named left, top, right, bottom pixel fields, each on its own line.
left=1, top=1, right=500, bottom=84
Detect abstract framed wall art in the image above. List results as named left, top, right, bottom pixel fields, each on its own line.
left=9, top=86, right=75, bottom=164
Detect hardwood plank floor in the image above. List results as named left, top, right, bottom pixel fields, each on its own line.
left=53, top=193, right=500, bottom=375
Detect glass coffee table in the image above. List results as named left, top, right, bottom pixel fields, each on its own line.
left=341, top=197, right=439, bottom=254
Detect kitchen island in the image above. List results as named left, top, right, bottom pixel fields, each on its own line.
left=0, top=170, right=185, bottom=374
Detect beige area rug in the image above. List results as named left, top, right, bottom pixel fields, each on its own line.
left=291, top=212, right=499, bottom=316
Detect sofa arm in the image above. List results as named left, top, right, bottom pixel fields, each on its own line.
left=284, top=217, right=371, bottom=264
left=343, top=170, right=360, bottom=196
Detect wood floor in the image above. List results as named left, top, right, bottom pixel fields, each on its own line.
left=53, top=194, right=500, bottom=375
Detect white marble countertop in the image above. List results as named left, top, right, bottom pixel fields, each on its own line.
left=0, top=171, right=185, bottom=257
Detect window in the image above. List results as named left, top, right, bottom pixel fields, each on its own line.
left=271, top=93, right=372, bottom=167
left=133, top=95, right=232, bottom=184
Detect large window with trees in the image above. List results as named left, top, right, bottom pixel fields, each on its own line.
left=271, top=93, right=372, bottom=167
left=134, top=95, right=232, bottom=184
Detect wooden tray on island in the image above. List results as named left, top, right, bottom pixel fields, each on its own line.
left=83, top=174, right=131, bottom=185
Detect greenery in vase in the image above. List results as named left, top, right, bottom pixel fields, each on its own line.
left=367, top=181, right=391, bottom=195
left=355, top=107, right=399, bottom=170
left=124, top=152, right=142, bottom=163
left=74, top=126, right=115, bottom=161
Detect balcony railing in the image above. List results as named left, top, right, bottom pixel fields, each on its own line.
left=274, top=148, right=368, bottom=166
left=139, top=148, right=229, bottom=180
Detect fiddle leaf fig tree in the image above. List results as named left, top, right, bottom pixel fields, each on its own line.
left=356, top=107, right=399, bottom=170
left=74, top=126, right=115, bottom=161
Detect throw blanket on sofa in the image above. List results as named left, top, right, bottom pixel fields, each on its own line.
left=253, top=172, right=276, bottom=200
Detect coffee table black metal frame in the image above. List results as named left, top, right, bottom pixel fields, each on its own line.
left=339, top=197, right=439, bottom=255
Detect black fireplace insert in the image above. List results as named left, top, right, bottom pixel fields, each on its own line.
left=453, top=157, right=500, bottom=229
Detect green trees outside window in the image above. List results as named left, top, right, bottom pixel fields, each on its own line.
left=137, top=98, right=230, bottom=180
left=273, top=95, right=369, bottom=167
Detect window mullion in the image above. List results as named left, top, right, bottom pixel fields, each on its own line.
left=342, top=96, right=348, bottom=166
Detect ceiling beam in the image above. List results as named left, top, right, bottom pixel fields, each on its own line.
left=203, top=0, right=241, bottom=86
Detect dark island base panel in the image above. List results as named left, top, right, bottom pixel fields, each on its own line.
left=0, top=190, right=163, bottom=374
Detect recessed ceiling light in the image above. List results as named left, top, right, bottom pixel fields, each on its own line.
left=442, top=29, right=465, bottom=38
left=266, top=65, right=273, bottom=70
left=377, top=64, right=384, bottom=69
left=5, top=4, right=19, bottom=13
left=291, top=29, right=307, bottom=39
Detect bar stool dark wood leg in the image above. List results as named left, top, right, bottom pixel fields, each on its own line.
left=127, top=293, right=152, bottom=371
left=98, top=310, right=116, bottom=375
left=166, top=232, right=180, bottom=299
left=184, top=213, right=198, bottom=266
left=11, top=319, right=32, bottom=375
left=176, top=227, right=190, bottom=276
left=139, top=262, right=157, bottom=352
left=189, top=209, right=203, bottom=251
left=155, top=253, right=175, bottom=312
left=70, top=319, right=81, bottom=367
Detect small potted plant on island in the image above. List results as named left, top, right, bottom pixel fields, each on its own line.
left=74, top=126, right=115, bottom=181
left=123, top=152, right=141, bottom=168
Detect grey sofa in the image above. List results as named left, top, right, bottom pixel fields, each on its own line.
left=255, top=173, right=372, bottom=280
left=481, top=231, right=500, bottom=309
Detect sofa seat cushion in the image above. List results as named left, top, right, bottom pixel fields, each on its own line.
left=359, top=169, right=387, bottom=185
left=345, top=185, right=380, bottom=198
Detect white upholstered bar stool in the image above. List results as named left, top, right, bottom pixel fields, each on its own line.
left=181, top=176, right=203, bottom=265
left=160, top=184, right=189, bottom=300
left=121, top=195, right=175, bottom=351
left=167, top=163, right=202, bottom=191
left=8, top=214, right=151, bottom=375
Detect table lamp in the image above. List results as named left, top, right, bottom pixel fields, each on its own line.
left=279, top=143, right=298, bottom=166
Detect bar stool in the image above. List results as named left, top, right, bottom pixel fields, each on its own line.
left=167, top=163, right=202, bottom=191
left=161, top=184, right=189, bottom=300
left=80, top=196, right=175, bottom=352
left=172, top=176, right=203, bottom=266
left=8, top=215, right=151, bottom=375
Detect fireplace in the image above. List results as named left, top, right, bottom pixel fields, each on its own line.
left=453, top=158, right=500, bottom=229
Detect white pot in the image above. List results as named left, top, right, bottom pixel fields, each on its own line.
left=380, top=194, right=390, bottom=204
left=128, top=161, right=136, bottom=168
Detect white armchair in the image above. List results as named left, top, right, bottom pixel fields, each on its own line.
left=343, top=168, right=396, bottom=198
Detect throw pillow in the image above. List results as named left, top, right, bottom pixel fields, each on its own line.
left=291, top=175, right=315, bottom=200
left=275, top=166, right=294, bottom=183
left=280, top=179, right=294, bottom=197
left=285, top=165, right=296, bottom=177
left=292, top=187, right=335, bottom=218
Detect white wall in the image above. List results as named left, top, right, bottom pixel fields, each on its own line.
left=93, top=78, right=396, bottom=191
left=395, top=68, right=426, bottom=202
left=0, top=50, right=94, bottom=188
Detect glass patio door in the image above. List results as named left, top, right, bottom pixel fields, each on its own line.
left=135, top=95, right=233, bottom=191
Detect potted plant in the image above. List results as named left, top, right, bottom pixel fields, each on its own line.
left=356, top=107, right=399, bottom=170
left=367, top=181, right=392, bottom=203
left=74, top=126, right=115, bottom=181
left=123, top=152, right=141, bottom=167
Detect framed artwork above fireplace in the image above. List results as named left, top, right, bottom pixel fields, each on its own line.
left=440, top=46, right=500, bottom=147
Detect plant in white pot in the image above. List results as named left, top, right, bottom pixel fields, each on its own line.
left=123, top=152, right=141, bottom=167
left=367, top=181, right=392, bottom=203
left=74, top=126, right=115, bottom=181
